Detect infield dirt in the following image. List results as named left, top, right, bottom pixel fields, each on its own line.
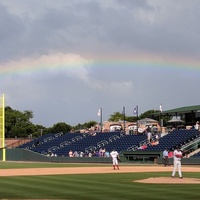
left=0, top=165, right=200, bottom=184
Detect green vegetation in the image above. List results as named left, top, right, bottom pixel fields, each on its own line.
left=0, top=161, right=110, bottom=169
left=0, top=162, right=199, bottom=200
left=5, top=106, right=161, bottom=138
left=5, top=106, right=98, bottom=138
left=0, top=171, right=199, bottom=199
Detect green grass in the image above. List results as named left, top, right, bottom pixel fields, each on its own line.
left=0, top=162, right=200, bottom=200
left=0, top=161, right=152, bottom=169
left=0, top=161, right=110, bottom=169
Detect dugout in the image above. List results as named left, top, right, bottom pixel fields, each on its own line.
left=120, top=150, right=162, bottom=163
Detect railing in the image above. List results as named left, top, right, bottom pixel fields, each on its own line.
left=181, top=137, right=200, bottom=157
left=109, top=135, right=120, bottom=142
left=97, top=140, right=108, bottom=148
left=71, top=136, right=82, bottom=142
left=43, top=136, right=54, bottom=143
left=48, top=146, right=60, bottom=153
left=85, top=145, right=97, bottom=153
left=55, top=132, right=63, bottom=138
left=60, top=140, right=71, bottom=147
left=127, top=145, right=138, bottom=151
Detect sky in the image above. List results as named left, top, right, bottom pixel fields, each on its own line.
left=0, top=0, right=200, bottom=127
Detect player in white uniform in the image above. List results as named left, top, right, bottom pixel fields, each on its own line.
left=172, top=147, right=183, bottom=178
left=110, top=149, right=120, bottom=170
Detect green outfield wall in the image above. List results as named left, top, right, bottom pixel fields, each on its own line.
left=1, top=148, right=200, bottom=164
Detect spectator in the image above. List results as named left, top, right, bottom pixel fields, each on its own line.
left=79, top=151, right=84, bottom=157
left=147, top=128, right=152, bottom=143
left=73, top=151, right=79, bottom=157
left=138, top=144, right=147, bottom=150
left=95, top=151, right=100, bottom=157
left=105, top=151, right=110, bottom=157
left=68, top=150, right=73, bottom=157
left=88, top=152, right=92, bottom=157
left=151, top=140, right=159, bottom=146
left=99, top=148, right=103, bottom=157
left=102, top=148, right=106, bottom=157
left=51, top=152, right=54, bottom=157
left=195, top=121, right=199, bottom=131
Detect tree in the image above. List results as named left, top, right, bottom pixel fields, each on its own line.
left=84, top=121, right=98, bottom=129
left=73, top=121, right=98, bottom=131
left=108, top=112, right=138, bottom=122
left=108, top=112, right=124, bottom=122
left=73, top=123, right=84, bottom=130
left=139, top=110, right=158, bottom=120
left=5, top=106, right=36, bottom=138
left=4, top=105, right=167, bottom=138
left=125, top=116, right=138, bottom=122
left=24, top=110, right=34, bottom=121
left=32, top=124, right=47, bottom=138
left=48, top=122, right=72, bottom=133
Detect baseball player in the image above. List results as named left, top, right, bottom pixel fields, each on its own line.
left=172, top=147, right=183, bottom=178
left=110, top=149, right=120, bottom=170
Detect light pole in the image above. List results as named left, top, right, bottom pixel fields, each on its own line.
left=98, top=108, right=103, bottom=132
left=123, top=106, right=126, bottom=131
left=39, top=129, right=43, bottom=136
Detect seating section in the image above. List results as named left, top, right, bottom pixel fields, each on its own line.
left=55, top=132, right=120, bottom=156
left=19, top=132, right=87, bottom=154
left=192, top=152, right=200, bottom=157
left=17, top=129, right=200, bottom=156
left=102, top=134, right=147, bottom=153
left=144, top=129, right=200, bottom=151
left=18, top=133, right=57, bottom=149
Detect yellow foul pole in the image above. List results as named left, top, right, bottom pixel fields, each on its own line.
left=0, top=93, right=5, bottom=161
left=2, top=93, right=5, bottom=161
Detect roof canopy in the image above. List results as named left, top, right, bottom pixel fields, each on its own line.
left=138, top=118, right=158, bottom=124
left=167, top=119, right=185, bottom=123
left=153, top=105, right=200, bottom=116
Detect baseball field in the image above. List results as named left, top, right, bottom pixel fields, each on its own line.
left=0, top=162, right=200, bottom=200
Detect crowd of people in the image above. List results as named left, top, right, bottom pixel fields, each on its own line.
left=137, top=127, right=161, bottom=150
left=46, top=152, right=57, bottom=157
left=66, top=148, right=111, bottom=158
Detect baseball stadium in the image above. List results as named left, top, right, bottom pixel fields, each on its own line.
left=1, top=94, right=200, bottom=200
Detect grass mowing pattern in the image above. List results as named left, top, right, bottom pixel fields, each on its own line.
left=0, top=162, right=111, bottom=169
left=0, top=172, right=200, bottom=200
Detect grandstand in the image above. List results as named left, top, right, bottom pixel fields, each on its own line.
left=17, top=129, right=200, bottom=159
left=5, top=104, right=200, bottom=163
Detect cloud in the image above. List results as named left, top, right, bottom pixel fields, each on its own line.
left=0, top=53, right=91, bottom=77
left=1, top=0, right=200, bottom=58
left=0, top=0, right=200, bottom=127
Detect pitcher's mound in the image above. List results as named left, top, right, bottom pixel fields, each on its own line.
left=134, top=177, right=200, bottom=184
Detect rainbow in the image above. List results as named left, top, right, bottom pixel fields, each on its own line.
left=0, top=52, right=200, bottom=76
left=0, top=53, right=93, bottom=77
left=91, top=53, right=200, bottom=72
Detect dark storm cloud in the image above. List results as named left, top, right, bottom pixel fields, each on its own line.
left=1, top=0, right=200, bottom=58
left=0, top=4, right=26, bottom=61
left=116, top=0, right=154, bottom=10
left=0, top=0, right=200, bottom=127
